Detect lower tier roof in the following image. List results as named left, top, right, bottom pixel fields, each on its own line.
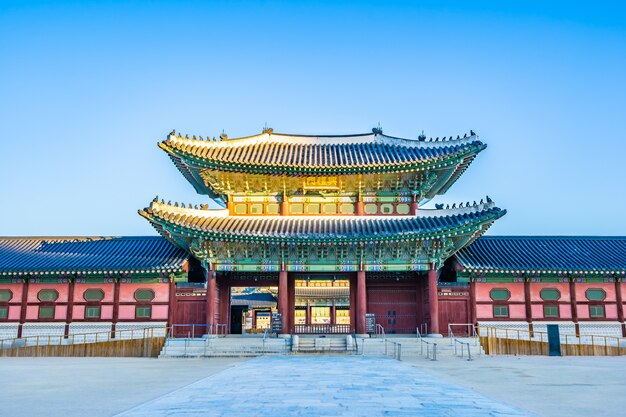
left=456, top=236, right=626, bottom=274
left=2, top=235, right=624, bottom=277
left=139, top=201, right=505, bottom=243
left=0, top=236, right=188, bottom=276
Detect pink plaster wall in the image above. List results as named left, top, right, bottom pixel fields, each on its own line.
left=531, top=304, right=544, bottom=319
left=577, top=305, right=590, bottom=319
left=476, top=304, right=493, bottom=319
left=509, top=304, right=526, bottom=319
left=559, top=304, right=572, bottom=319
left=73, top=305, right=85, bottom=319
left=101, top=305, right=113, bottom=319
left=605, top=304, right=618, bottom=319
left=529, top=283, right=570, bottom=302
left=118, top=305, right=136, bottom=320
left=475, top=283, right=525, bottom=302
left=54, top=305, right=67, bottom=320
left=73, top=284, right=114, bottom=302
left=151, top=305, right=169, bottom=320
left=8, top=306, right=21, bottom=320
left=28, top=283, right=69, bottom=303
left=26, top=306, right=39, bottom=320
left=575, top=283, right=616, bottom=302
left=0, top=283, right=23, bottom=301
left=119, top=283, right=169, bottom=303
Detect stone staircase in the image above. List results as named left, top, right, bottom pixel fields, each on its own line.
left=158, top=335, right=483, bottom=360
left=358, top=336, right=484, bottom=360
left=292, top=335, right=353, bottom=354
left=159, top=336, right=290, bottom=358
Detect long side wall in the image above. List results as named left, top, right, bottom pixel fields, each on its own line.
left=473, top=281, right=626, bottom=336
left=0, top=281, right=172, bottom=339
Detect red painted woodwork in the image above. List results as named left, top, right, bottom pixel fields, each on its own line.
left=356, top=271, right=366, bottom=333
left=367, top=280, right=417, bottom=334
left=428, top=267, right=439, bottom=334
left=438, top=297, right=470, bottom=336
left=206, top=269, right=216, bottom=326
left=278, top=270, right=288, bottom=333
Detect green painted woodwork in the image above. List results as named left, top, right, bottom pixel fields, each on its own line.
left=83, top=289, right=105, bottom=301
left=37, top=289, right=59, bottom=302
left=543, top=305, right=559, bottom=318
left=493, top=305, right=509, bottom=317
left=585, top=289, right=606, bottom=301
left=85, top=306, right=101, bottom=318
left=589, top=305, right=605, bottom=317
left=134, top=289, right=156, bottom=301
left=489, top=288, right=511, bottom=301
left=135, top=306, right=152, bottom=318
left=38, top=306, right=54, bottom=319
left=0, top=290, right=12, bottom=302
left=539, top=288, right=561, bottom=301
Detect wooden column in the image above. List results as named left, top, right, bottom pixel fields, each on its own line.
left=306, top=303, right=311, bottom=325
left=428, top=264, right=440, bottom=334
left=615, top=278, right=625, bottom=337
left=524, top=278, right=533, bottom=334
left=17, top=278, right=29, bottom=338
left=278, top=270, right=289, bottom=333
left=64, top=278, right=75, bottom=338
left=167, top=277, right=176, bottom=328
left=206, top=268, right=216, bottom=327
left=356, top=270, right=367, bottom=334
left=469, top=279, right=477, bottom=325
left=356, top=195, right=364, bottom=216
left=331, top=302, right=336, bottom=325
left=111, top=277, right=121, bottom=339
left=570, top=277, right=579, bottom=336
left=281, top=193, right=289, bottom=216
left=218, top=279, right=230, bottom=334
left=410, top=194, right=419, bottom=215
left=349, top=274, right=357, bottom=332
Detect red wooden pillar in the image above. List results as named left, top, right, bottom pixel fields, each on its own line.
left=218, top=279, right=230, bottom=334
left=206, top=268, right=216, bottom=328
left=281, top=193, right=289, bottom=216
left=167, top=277, right=176, bottom=328
left=306, top=303, right=311, bottom=325
left=469, top=279, right=477, bottom=325
left=569, top=277, right=579, bottom=336
left=524, top=278, right=533, bottom=334
left=615, top=278, right=625, bottom=337
left=356, top=195, right=364, bottom=216
left=410, top=194, right=419, bottom=215
left=111, top=277, right=121, bottom=339
left=278, top=270, right=289, bottom=333
left=64, top=278, right=75, bottom=338
left=356, top=270, right=367, bottom=334
left=331, top=303, right=336, bottom=325
left=17, top=278, right=29, bottom=338
left=349, top=274, right=357, bottom=332
left=428, top=264, right=440, bottom=334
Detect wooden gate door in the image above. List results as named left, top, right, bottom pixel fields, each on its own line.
left=367, top=282, right=417, bottom=334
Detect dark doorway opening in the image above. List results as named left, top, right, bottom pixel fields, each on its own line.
left=230, top=305, right=246, bottom=334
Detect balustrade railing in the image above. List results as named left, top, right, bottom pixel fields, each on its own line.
left=292, top=324, right=351, bottom=334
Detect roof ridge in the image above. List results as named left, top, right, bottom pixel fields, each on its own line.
left=478, top=235, right=626, bottom=240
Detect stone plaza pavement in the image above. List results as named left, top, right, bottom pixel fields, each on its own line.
left=117, top=356, right=533, bottom=417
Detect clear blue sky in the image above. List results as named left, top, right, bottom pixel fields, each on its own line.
left=1, top=0, right=625, bottom=236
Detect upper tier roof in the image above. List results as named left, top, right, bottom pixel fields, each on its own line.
left=139, top=200, right=505, bottom=244
left=160, top=129, right=486, bottom=194
left=0, top=236, right=188, bottom=276
left=456, top=236, right=626, bottom=274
